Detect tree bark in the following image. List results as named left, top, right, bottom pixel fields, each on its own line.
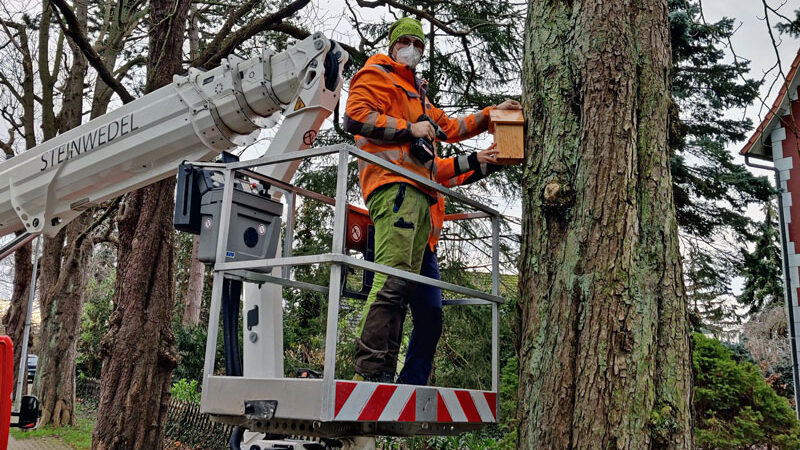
left=183, top=236, right=204, bottom=326
left=32, top=0, right=92, bottom=427
left=517, top=0, right=693, bottom=448
left=91, top=0, right=191, bottom=446
left=3, top=239, right=33, bottom=395
left=181, top=26, right=204, bottom=327
left=2, top=14, right=38, bottom=395
left=35, top=217, right=92, bottom=427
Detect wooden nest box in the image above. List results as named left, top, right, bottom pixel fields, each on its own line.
left=488, top=109, right=524, bottom=165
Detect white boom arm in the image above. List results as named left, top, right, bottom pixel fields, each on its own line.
left=0, top=32, right=348, bottom=238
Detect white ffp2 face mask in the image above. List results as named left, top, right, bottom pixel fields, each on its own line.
left=396, top=45, right=422, bottom=69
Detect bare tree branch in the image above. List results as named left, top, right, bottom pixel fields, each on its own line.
left=761, top=0, right=786, bottom=83
left=0, top=129, right=14, bottom=158
left=268, top=22, right=361, bottom=61
left=0, top=71, right=24, bottom=104
left=344, top=0, right=387, bottom=52
left=193, top=0, right=311, bottom=69
left=48, top=0, right=135, bottom=103
left=354, top=0, right=497, bottom=37
left=114, top=54, right=146, bottom=78
left=460, top=35, right=475, bottom=101
left=75, top=199, right=120, bottom=249
left=194, top=0, right=261, bottom=66
left=0, top=15, right=36, bottom=149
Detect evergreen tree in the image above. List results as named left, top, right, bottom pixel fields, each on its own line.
left=685, top=248, right=739, bottom=337
left=738, top=202, right=784, bottom=315
left=694, top=333, right=800, bottom=449
left=669, top=0, right=774, bottom=324
left=775, top=8, right=800, bottom=37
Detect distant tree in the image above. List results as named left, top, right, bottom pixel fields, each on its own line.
left=76, top=271, right=115, bottom=379
left=694, top=333, right=800, bottom=449
left=669, top=0, right=774, bottom=326
left=685, top=248, right=739, bottom=337
left=737, top=203, right=783, bottom=315
left=0, top=4, right=53, bottom=397
left=741, top=304, right=795, bottom=401
left=775, top=7, right=800, bottom=37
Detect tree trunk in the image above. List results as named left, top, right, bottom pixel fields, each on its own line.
left=91, top=0, right=191, bottom=447
left=3, top=239, right=33, bottom=395
left=183, top=236, right=204, bottom=326
left=35, top=217, right=92, bottom=427
left=517, top=0, right=693, bottom=448
left=33, top=0, right=91, bottom=427
left=2, top=6, right=42, bottom=396
left=0, top=23, right=41, bottom=397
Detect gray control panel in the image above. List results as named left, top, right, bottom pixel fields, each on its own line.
left=197, top=188, right=282, bottom=265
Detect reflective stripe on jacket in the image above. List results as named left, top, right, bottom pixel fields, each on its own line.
left=344, top=53, right=493, bottom=202
left=428, top=154, right=493, bottom=250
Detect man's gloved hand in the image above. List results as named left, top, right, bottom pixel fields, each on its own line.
left=411, top=121, right=436, bottom=141
left=496, top=99, right=522, bottom=110
left=476, top=143, right=500, bottom=163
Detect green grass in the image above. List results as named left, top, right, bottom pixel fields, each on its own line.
left=10, top=403, right=95, bottom=449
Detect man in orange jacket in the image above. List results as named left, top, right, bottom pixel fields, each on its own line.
left=395, top=148, right=504, bottom=385
left=344, top=16, right=521, bottom=382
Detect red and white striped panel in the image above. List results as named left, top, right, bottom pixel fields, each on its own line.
left=334, top=381, right=497, bottom=423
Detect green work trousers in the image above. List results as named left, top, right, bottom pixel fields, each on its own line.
left=355, top=183, right=431, bottom=378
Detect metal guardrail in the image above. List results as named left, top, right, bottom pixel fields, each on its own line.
left=0, top=232, right=35, bottom=262
left=198, top=143, right=503, bottom=403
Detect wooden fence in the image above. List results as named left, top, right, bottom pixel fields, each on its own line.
left=77, top=377, right=233, bottom=449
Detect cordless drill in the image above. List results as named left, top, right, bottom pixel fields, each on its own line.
left=410, top=114, right=448, bottom=163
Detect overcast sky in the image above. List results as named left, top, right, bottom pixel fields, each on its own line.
left=703, top=0, right=800, bottom=174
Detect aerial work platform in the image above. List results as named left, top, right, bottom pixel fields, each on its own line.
left=191, top=144, right=504, bottom=438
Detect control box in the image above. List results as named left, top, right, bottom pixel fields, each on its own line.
left=174, top=162, right=282, bottom=266
left=197, top=187, right=282, bottom=264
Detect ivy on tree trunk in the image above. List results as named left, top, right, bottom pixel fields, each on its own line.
left=517, top=0, right=693, bottom=448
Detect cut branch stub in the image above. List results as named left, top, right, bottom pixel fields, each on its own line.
left=542, top=180, right=575, bottom=209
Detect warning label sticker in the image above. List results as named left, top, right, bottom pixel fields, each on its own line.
left=294, top=98, right=306, bottom=111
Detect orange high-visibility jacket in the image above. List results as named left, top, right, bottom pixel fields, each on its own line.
left=429, top=156, right=501, bottom=250
left=429, top=169, right=471, bottom=250
left=344, top=53, right=493, bottom=202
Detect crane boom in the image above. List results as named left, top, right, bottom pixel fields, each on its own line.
left=0, top=32, right=348, bottom=238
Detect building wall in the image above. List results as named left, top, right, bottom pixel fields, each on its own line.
left=772, top=85, right=800, bottom=408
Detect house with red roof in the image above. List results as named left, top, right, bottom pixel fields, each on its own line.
left=741, top=48, right=800, bottom=414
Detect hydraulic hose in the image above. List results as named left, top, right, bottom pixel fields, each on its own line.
left=222, top=278, right=243, bottom=377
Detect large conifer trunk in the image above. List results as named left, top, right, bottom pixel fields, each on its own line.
left=91, top=0, right=190, bottom=447
left=517, top=0, right=693, bottom=448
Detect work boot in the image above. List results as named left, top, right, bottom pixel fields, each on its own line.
left=353, top=371, right=395, bottom=383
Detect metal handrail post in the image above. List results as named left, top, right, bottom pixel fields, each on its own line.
left=322, top=147, right=349, bottom=418
left=14, top=235, right=40, bottom=409
left=491, top=216, right=500, bottom=394
left=282, top=191, right=296, bottom=280
left=201, top=168, right=236, bottom=404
